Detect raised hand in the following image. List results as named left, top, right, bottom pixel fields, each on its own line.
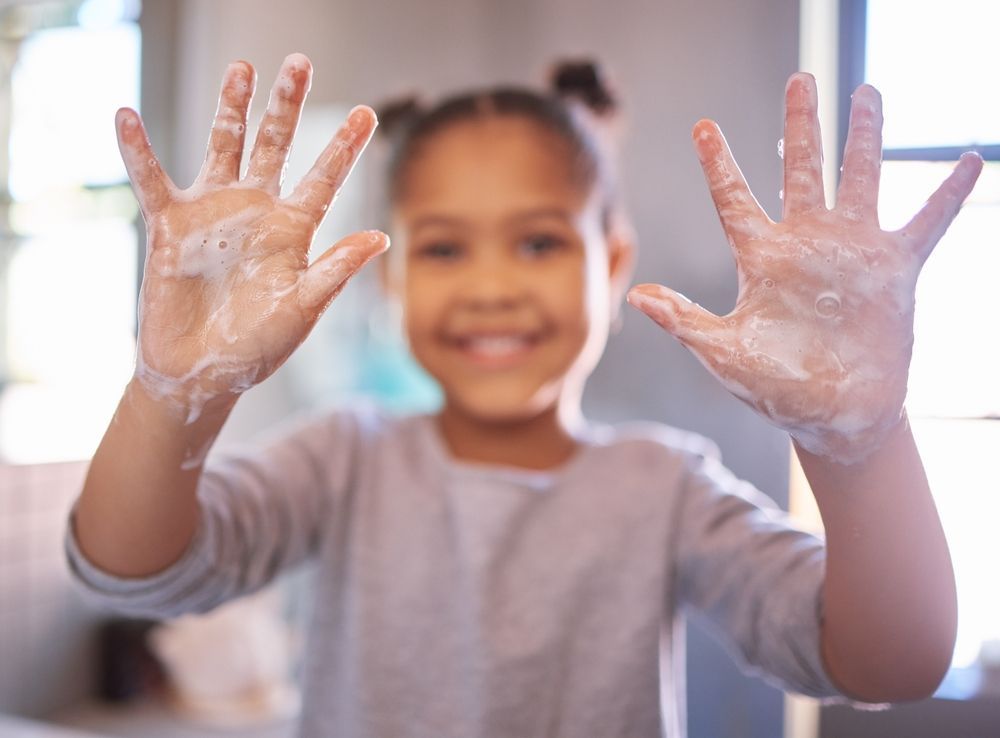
left=117, top=53, right=387, bottom=422
left=628, top=73, right=982, bottom=464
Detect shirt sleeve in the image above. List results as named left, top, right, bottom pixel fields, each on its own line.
left=64, top=406, right=364, bottom=619
left=672, top=442, right=843, bottom=699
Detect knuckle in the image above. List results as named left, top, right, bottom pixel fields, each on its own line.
left=274, top=78, right=305, bottom=104
left=328, top=138, right=359, bottom=165
left=215, top=107, right=247, bottom=127
left=208, top=148, right=242, bottom=161
left=256, top=122, right=292, bottom=148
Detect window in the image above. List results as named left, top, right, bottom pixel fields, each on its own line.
left=846, top=0, right=999, bottom=675
left=0, top=0, right=142, bottom=463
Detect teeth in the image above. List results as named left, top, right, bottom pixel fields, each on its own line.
left=464, top=335, right=530, bottom=356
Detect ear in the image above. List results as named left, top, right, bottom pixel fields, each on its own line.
left=606, top=217, right=637, bottom=325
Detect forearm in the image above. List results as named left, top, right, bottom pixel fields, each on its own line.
left=74, top=378, right=237, bottom=578
left=797, top=413, right=956, bottom=702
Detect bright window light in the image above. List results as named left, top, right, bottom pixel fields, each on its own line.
left=866, top=0, right=1000, bottom=672
left=9, top=21, right=140, bottom=201
left=911, top=418, right=1000, bottom=668
left=877, top=161, right=1000, bottom=419
left=866, top=0, right=1000, bottom=149
left=0, top=17, right=140, bottom=463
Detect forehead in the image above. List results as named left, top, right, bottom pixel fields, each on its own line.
left=394, top=117, right=594, bottom=218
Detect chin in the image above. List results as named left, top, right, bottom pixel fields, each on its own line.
left=445, top=388, right=560, bottom=426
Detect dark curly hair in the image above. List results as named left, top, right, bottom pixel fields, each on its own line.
left=377, top=60, right=623, bottom=230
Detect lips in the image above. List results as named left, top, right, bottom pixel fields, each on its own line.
left=444, top=330, right=546, bottom=367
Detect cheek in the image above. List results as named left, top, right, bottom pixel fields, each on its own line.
left=402, top=310, right=440, bottom=373
left=547, top=260, right=597, bottom=323
left=401, top=277, right=446, bottom=341
left=402, top=301, right=432, bottom=342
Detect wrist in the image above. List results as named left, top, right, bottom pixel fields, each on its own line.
left=789, top=405, right=908, bottom=467
left=793, top=408, right=916, bottom=509
left=126, top=373, right=239, bottom=430
left=123, top=376, right=237, bottom=472
left=131, top=359, right=243, bottom=426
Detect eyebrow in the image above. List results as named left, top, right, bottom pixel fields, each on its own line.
left=408, top=207, right=574, bottom=232
left=507, top=207, right=574, bottom=224
left=408, top=215, right=466, bottom=232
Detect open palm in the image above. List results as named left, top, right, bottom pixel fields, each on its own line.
left=629, top=74, right=982, bottom=463
left=118, top=54, right=387, bottom=417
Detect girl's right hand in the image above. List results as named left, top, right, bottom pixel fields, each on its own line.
left=118, top=53, right=388, bottom=421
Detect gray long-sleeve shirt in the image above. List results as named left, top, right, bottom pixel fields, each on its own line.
left=66, top=405, right=841, bottom=737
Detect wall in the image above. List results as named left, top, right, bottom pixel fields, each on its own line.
left=0, top=461, right=101, bottom=718
left=146, top=1, right=801, bottom=735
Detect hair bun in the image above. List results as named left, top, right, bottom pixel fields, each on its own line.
left=550, top=60, right=617, bottom=115
left=376, top=96, right=423, bottom=139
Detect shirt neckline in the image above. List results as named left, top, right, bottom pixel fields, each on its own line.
left=413, top=412, right=607, bottom=488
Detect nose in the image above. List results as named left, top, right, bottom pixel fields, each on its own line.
left=460, top=253, right=526, bottom=310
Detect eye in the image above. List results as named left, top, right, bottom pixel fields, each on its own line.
left=416, top=241, right=463, bottom=261
left=518, top=233, right=565, bottom=258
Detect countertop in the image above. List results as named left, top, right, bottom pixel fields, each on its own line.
left=49, top=700, right=295, bottom=738
left=0, top=714, right=103, bottom=738
left=1, top=699, right=295, bottom=738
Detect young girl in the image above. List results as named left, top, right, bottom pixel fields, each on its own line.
left=67, top=52, right=982, bottom=737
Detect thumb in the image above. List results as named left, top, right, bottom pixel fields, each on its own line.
left=627, top=283, right=726, bottom=353
left=298, top=230, right=390, bottom=312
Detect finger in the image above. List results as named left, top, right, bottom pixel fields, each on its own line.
left=116, top=108, right=175, bottom=216
left=298, top=230, right=390, bottom=311
left=692, top=119, right=771, bottom=251
left=245, top=52, right=313, bottom=194
left=781, top=72, right=826, bottom=218
left=199, top=60, right=256, bottom=185
left=626, top=283, right=727, bottom=353
left=286, top=105, right=377, bottom=223
left=897, top=152, right=983, bottom=263
left=836, top=84, right=883, bottom=222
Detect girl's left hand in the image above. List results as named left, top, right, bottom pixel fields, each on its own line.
left=628, top=73, right=982, bottom=464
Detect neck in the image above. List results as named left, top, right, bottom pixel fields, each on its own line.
left=436, top=400, right=584, bottom=471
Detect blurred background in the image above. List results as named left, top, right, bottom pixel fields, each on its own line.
left=0, top=0, right=997, bottom=736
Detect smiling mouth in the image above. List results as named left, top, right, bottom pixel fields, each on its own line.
left=445, top=331, right=546, bottom=366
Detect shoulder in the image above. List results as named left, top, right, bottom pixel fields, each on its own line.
left=583, top=420, right=776, bottom=509
left=567, top=419, right=725, bottom=497
left=257, top=399, right=397, bottom=443
left=586, top=419, right=721, bottom=467
left=204, top=401, right=425, bottom=494
left=207, top=400, right=410, bottom=472
left=284, top=402, right=440, bottom=472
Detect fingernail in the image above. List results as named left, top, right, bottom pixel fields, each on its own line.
left=228, top=61, right=250, bottom=84
left=786, top=72, right=812, bottom=92
left=626, top=292, right=653, bottom=311
left=692, top=119, right=716, bottom=143
left=627, top=287, right=661, bottom=311
left=852, top=83, right=881, bottom=101
left=283, top=52, right=311, bottom=70
left=630, top=283, right=666, bottom=299
left=118, top=108, right=137, bottom=128
left=630, top=285, right=692, bottom=309
left=349, top=105, right=375, bottom=128
left=365, top=230, right=390, bottom=249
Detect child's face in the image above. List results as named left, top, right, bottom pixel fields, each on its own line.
left=390, top=117, right=631, bottom=424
